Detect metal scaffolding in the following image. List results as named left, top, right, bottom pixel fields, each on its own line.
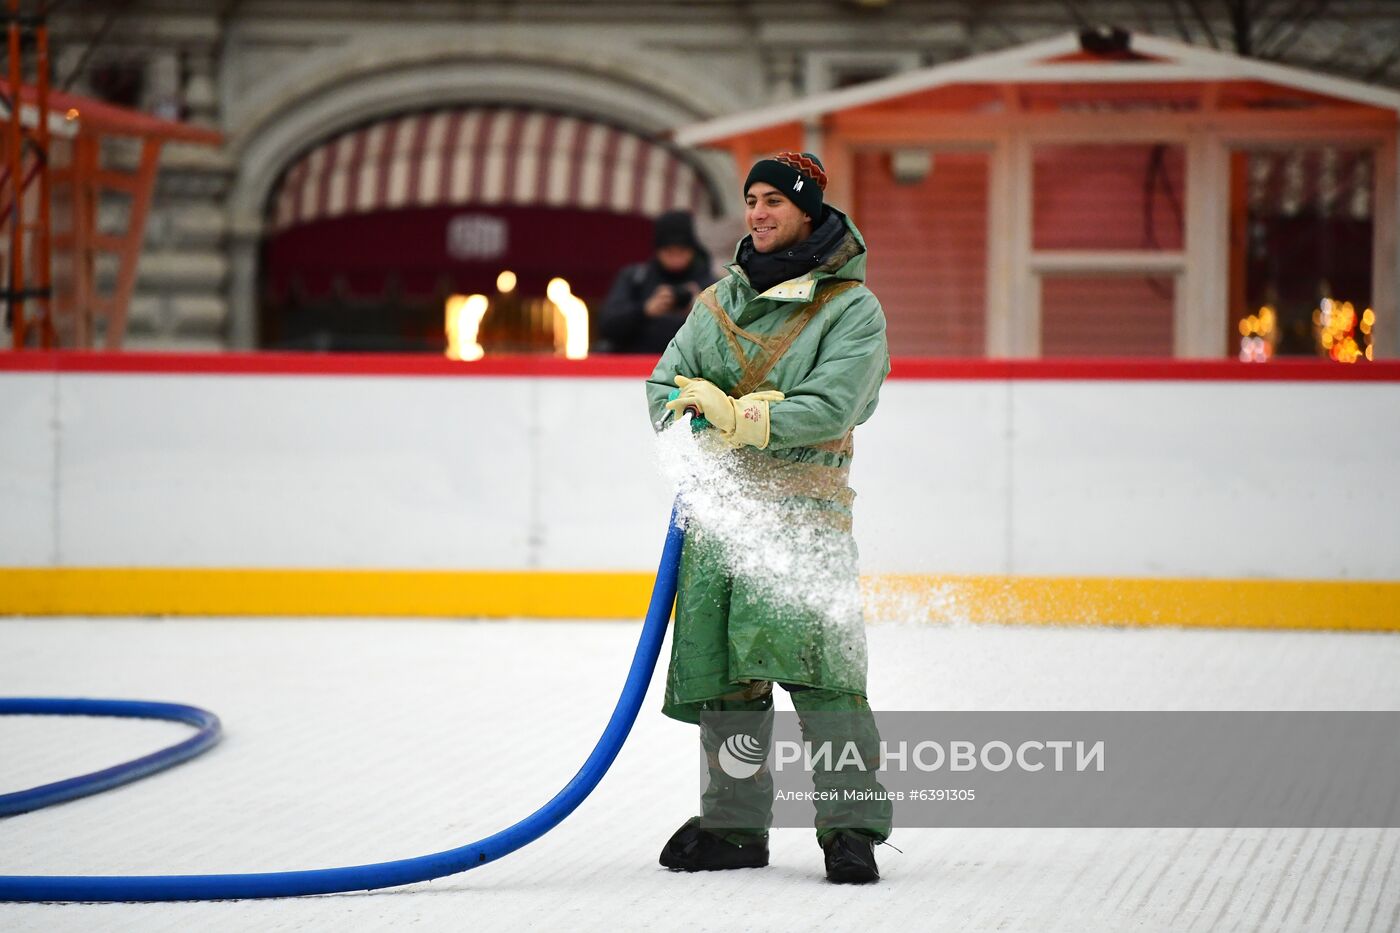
left=1, top=0, right=220, bottom=349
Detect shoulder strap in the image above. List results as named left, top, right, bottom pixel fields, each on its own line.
left=731, top=280, right=860, bottom=397
left=696, top=286, right=771, bottom=352
left=695, top=280, right=862, bottom=397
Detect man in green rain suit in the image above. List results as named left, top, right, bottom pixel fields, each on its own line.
left=645, top=152, right=892, bottom=884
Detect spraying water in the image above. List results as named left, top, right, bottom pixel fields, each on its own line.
left=652, top=417, right=867, bottom=658
left=652, top=415, right=997, bottom=633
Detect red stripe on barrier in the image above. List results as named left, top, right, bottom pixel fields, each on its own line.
left=2, top=352, right=1400, bottom=381
left=888, top=358, right=1400, bottom=381
left=0, top=351, right=657, bottom=377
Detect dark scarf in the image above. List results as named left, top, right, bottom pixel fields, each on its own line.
left=737, top=208, right=847, bottom=295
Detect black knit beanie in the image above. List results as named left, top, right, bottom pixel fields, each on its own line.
left=743, top=151, right=826, bottom=220
left=653, top=210, right=699, bottom=249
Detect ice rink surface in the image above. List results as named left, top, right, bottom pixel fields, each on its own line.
left=2, top=616, right=1399, bottom=932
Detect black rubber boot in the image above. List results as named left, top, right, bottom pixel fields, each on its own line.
left=821, top=830, right=880, bottom=884
left=659, top=818, right=769, bottom=871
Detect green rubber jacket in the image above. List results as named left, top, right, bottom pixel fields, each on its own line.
left=645, top=208, right=891, bottom=723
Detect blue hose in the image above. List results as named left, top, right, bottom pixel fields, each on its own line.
left=0, top=698, right=222, bottom=817
left=0, top=505, right=685, bottom=902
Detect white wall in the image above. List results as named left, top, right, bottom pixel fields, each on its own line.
left=3, top=371, right=1397, bottom=580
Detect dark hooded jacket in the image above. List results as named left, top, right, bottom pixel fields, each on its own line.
left=598, top=249, right=715, bottom=354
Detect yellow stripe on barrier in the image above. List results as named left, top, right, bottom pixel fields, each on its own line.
left=0, top=568, right=655, bottom=620
left=861, top=575, right=1400, bottom=631
left=0, top=568, right=1397, bottom=630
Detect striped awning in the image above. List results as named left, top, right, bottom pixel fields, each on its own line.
left=270, top=107, right=713, bottom=230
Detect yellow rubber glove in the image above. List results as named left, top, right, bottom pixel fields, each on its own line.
left=665, top=375, right=784, bottom=449
left=666, top=376, right=735, bottom=432
left=729, top=388, right=784, bottom=448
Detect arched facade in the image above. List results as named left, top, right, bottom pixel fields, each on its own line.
left=222, top=36, right=738, bottom=348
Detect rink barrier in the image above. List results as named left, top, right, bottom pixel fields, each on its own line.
left=0, top=507, right=683, bottom=902
left=0, top=699, right=221, bottom=816
left=4, top=351, right=1398, bottom=628
left=4, top=350, right=1400, bottom=380
left=2, top=567, right=1397, bottom=630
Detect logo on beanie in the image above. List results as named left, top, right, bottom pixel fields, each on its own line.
left=793, top=178, right=804, bottom=192
left=718, top=733, right=767, bottom=779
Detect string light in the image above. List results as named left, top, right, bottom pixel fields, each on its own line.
left=1313, top=297, right=1372, bottom=364
left=1238, top=304, right=1276, bottom=363
left=547, top=278, right=589, bottom=360
left=444, top=293, right=489, bottom=361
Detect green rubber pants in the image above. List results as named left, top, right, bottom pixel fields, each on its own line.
left=697, top=682, right=893, bottom=845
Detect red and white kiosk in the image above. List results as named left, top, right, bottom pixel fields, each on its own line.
left=676, top=30, right=1400, bottom=363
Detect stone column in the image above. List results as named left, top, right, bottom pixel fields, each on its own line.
left=183, top=46, right=220, bottom=126
left=766, top=50, right=801, bottom=102
left=227, top=229, right=261, bottom=350
left=146, top=48, right=182, bottom=121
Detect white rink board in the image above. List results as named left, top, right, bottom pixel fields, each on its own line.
left=55, top=375, right=539, bottom=569
left=1008, top=382, right=1400, bottom=578
left=0, top=374, right=55, bottom=565
left=3, top=371, right=1398, bottom=579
